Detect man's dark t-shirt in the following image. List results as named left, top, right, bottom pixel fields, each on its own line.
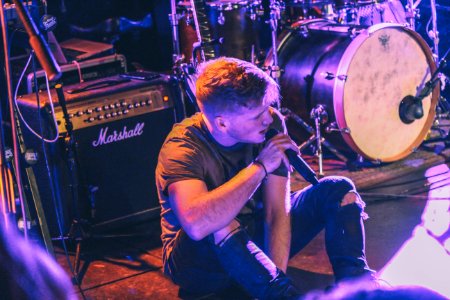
left=155, top=110, right=287, bottom=271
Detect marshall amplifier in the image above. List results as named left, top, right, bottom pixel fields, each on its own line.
left=17, top=74, right=183, bottom=235
left=14, top=54, right=127, bottom=95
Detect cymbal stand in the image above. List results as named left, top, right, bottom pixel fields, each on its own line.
left=405, top=0, right=420, bottom=30
left=169, top=0, right=199, bottom=113
left=266, top=0, right=282, bottom=90
left=422, top=47, right=450, bottom=150
left=169, top=0, right=183, bottom=66
left=311, top=106, right=326, bottom=176
left=53, top=84, right=88, bottom=281
left=428, top=0, right=439, bottom=62
left=425, top=0, right=450, bottom=147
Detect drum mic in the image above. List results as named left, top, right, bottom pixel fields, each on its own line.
left=399, top=76, right=439, bottom=124
left=399, top=95, right=424, bottom=124
left=265, top=129, right=319, bottom=185
left=399, top=51, right=449, bottom=124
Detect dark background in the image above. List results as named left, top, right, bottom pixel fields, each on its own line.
left=1, top=0, right=449, bottom=114
left=42, top=0, right=450, bottom=72
left=1, top=1, right=448, bottom=79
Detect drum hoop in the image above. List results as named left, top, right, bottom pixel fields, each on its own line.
left=266, top=19, right=332, bottom=67
left=207, top=0, right=252, bottom=8
left=177, top=0, right=253, bottom=8
left=334, top=24, right=439, bottom=161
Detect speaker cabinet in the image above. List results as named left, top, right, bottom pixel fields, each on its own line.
left=18, top=75, right=182, bottom=235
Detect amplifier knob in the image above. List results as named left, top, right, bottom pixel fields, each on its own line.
left=76, top=111, right=84, bottom=116
left=117, top=111, right=123, bottom=116
left=105, top=113, right=112, bottom=119
left=103, top=105, right=110, bottom=110
left=121, top=101, right=128, bottom=107
left=111, top=112, right=117, bottom=117
left=146, top=99, right=152, bottom=105
left=128, top=104, right=134, bottom=109
left=85, top=108, right=93, bottom=114
left=140, top=100, right=147, bottom=106
left=98, top=115, right=104, bottom=120
left=109, top=104, right=115, bottom=109
left=115, top=103, right=121, bottom=108
left=95, top=107, right=102, bottom=112
left=134, top=103, right=141, bottom=108
left=87, top=117, right=95, bottom=122
left=68, top=113, right=74, bottom=118
left=123, top=109, right=129, bottom=115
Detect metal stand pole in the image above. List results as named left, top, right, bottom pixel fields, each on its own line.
left=169, top=0, right=183, bottom=65
left=429, top=0, right=439, bottom=61
left=0, top=0, right=28, bottom=238
left=311, top=106, right=326, bottom=177
left=267, top=0, right=281, bottom=85
left=405, top=0, right=418, bottom=30
left=281, top=107, right=348, bottom=168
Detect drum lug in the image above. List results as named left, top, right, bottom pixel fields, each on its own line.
left=321, top=71, right=335, bottom=80
left=337, top=74, right=348, bottom=81
left=218, top=11, right=226, bottom=26
left=296, top=26, right=310, bottom=39
left=320, top=72, right=347, bottom=81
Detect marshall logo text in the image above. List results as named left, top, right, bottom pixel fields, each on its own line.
left=92, top=122, right=145, bottom=147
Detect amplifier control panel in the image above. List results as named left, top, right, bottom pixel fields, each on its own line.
left=54, top=84, right=173, bottom=134
left=17, top=75, right=179, bottom=135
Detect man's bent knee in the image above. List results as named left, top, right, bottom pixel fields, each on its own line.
left=341, top=191, right=365, bottom=207
left=340, top=191, right=368, bottom=220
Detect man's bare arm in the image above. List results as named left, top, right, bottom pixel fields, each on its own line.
left=168, top=162, right=266, bottom=241
left=263, top=174, right=291, bottom=272
left=169, top=132, right=297, bottom=241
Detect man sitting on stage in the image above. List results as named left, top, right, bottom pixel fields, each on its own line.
left=156, top=57, right=374, bottom=299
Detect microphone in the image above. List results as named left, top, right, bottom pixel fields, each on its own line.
left=12, top=0, right=61, bottom=81
left=399, top=95, right=424, bottom=124
left=265, top=129, right=319, bottom=185
left=399, top=59, right=446, bottom=124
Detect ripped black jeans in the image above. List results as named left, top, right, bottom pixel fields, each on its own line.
left=164, top=176, right=373, bottom=299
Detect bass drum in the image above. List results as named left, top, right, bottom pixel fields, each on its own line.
left=266, top=20, right=439, bottom=162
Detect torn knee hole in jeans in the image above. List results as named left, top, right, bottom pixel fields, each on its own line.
left=340, top=191, right=369, bottom=220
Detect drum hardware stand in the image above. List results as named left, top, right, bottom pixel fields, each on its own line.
left=427, top=0, right=439, bottom=62
left=50, top=83, right=92, bottom=282
left=310, top=105, right=327, bottom=176
left=266, top=0, right=282, bottom=89
left=169, top=0, right=199, bottom=113
left=169, top=0, right=183, bottom=66
left=346, top=155, right=382, bottom=171
left=421, top=47, right=450, bottom=151
left=405, top=0, right=420, bottom=30
left=281, top=107, right=348, bottom=176
left=423, top=1, right=450, bottom=150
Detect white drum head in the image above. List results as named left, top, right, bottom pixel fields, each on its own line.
left=337, top=25, right=438, bottom=161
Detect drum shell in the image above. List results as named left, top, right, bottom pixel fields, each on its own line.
left=357, top=0, right=407, bottom=26
left=277, top=22, right=352, bottom=125
left=268, top=21, right=439, bottom=162
left=178, top=1, right=269, bottom=62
